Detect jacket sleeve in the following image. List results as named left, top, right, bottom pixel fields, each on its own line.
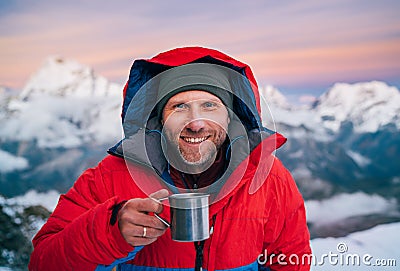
left=262, top=162, right=312, bottom=271
left=28, top=162, right=138, bottom=271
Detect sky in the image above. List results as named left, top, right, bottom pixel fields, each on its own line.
left=1, top=0, right=399, bottom=104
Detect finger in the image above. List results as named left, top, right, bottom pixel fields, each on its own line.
left=123, top=198, right=162, bottom=214
left=129, top=224, right=167, bottom=239
left=120, top=223, right=167, bottom=245
left=122, top=211, right=168, bottom=230
left=143, top=226, right=167, bottom=239
left=125, top=236, right=158, bottom=247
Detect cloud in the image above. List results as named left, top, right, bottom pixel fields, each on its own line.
left=299, top=95, right=317, bottom=105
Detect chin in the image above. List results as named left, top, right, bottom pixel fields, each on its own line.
left=182, top=152, right=216, bottom=168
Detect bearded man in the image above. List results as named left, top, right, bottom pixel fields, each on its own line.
left=29, top=47, right=311, bottom=271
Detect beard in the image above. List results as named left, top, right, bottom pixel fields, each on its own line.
left=163, top=129, right=227, bottom=174
left=179, top=140, right=217, bottom=165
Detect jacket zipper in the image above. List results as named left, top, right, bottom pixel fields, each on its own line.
left=206, top=214, right=217, bottom=271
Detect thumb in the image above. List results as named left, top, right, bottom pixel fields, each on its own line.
left=149, top=189, right=169, bottom=214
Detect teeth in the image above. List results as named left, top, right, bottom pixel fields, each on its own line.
left=183, top=137, right=208, bottom=143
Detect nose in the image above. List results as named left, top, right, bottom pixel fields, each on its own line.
left=185, top=118, right=206, bottom=132
left=185, top=107, right=206, bottom=132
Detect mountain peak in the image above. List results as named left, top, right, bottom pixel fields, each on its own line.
left=314, top=81, right=400, bottom=132
left=1, top=56, right=123, bottom=148
left=260, top=85, right=291, bottom=109
left=19, top=56, right=117, bottom=100
left=317, top=81, right=398, bottom=107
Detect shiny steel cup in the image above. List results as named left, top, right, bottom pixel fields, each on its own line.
left=169, top=193, right=210, bottom=242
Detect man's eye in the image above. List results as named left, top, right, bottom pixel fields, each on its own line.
left=174, top=103, right=187, bottom=109
left=204, top=102, right=217, bottom=108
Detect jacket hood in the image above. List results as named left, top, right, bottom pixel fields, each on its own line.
left=108, top=46, right=286, bottom=200
left=120, top=46, right=262, bottom=131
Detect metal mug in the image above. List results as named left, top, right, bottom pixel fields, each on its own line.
left=155, top=193, right=210, bottom=242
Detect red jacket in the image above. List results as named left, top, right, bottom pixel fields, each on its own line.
left=29, top=47, right=311, bottom=271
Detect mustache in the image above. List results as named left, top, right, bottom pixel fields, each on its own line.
left=179, top=130, right=212, bottom=137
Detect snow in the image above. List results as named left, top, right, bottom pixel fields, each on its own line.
left=260, top=85, right=291, bottom=109
left=0, top=149, right=29, bottom=173
left=259, top=86, right=333, bottom=141
left=305, top=192, right=398, bottom=225
left=260, top=81, right=400, bottom=137
left=0, top=56, right=123, bottom=148
left=310, top=222, right=400, bottom=270
left=20, top=56, right=120, bottom=99
left=315, top=81, right=400, bottom=133
left=4, top=189, right=60, bottom=212
left=271, top=106, right=334, bottom=142
left=346, top=150, right=371, bottom=167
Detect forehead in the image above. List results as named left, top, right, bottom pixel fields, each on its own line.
left=167, top=90, right=222, bottom=104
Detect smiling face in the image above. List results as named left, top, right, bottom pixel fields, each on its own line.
left=161, top=90, right=230, bottom=172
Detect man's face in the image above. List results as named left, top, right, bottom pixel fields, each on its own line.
left=162, top=90, right=230, bottom=170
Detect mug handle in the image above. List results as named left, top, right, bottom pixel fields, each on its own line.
left=154, top=213, right=170, bottom=227
left=150, top=196, right=170, bottom=227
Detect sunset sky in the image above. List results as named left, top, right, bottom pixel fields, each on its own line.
left=1, top=0, right=399, bottom=104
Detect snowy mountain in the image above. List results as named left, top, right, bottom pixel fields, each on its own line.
left=1, top=56, right=123, bottom=148
left=260, top=81, right=400, bottom=198
left=314, top=81, right=400, bottom=133
left=0, top=86, right=13, bottom=104
left=262, top=81, right=400, bottom=138
left=0, top=57, right=124, bottom=196
left=20, top=56, right=118, bottom=99
left=259, top=85, right=292, bottom=109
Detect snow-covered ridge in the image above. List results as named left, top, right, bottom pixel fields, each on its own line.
left=20, top=56, right=121, bottom=99
left=0, top=190, right=60, bottom=213
left=261, top=81, right=400, bottom=135
left=314, top=81, right=400, bottom=133
left=0, top=56, right=124, bottom=148
left=259, top=85, right=291, bottom=109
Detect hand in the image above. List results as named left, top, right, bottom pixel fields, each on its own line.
left=118, top=189, right=169, bottom=246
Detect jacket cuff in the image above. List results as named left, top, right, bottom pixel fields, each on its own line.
left=108, top=200, right=135, bottom=254
left=110, top=200, right=128, bottom=225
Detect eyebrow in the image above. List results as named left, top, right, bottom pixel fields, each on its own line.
left=168, top=97, right=223, bottom=104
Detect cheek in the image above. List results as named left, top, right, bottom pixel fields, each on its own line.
left=162, top=119, right=178, bottom=140
left=163, top=113, right=186, bottom=133
left=215, top=116, right=230, bottom=131
left=213, top=110, right=230, bottom=129
left=165, top=124, right=180, bottom=139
